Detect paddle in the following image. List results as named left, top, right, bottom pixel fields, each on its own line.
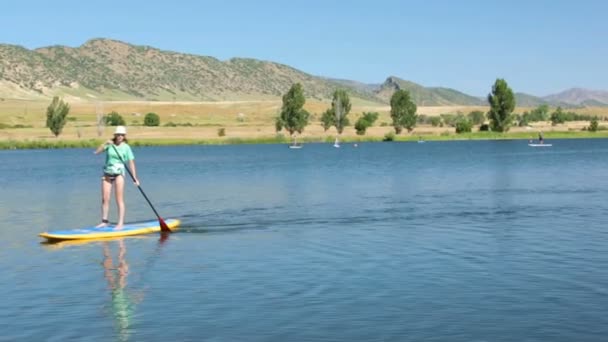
left=110, top=144, right=172, bottom=233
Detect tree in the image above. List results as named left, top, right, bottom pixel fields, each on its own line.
left=320, top=109, right=334, bottom=131
left=354, top=112, right=379, bottom=135
left=105, top=111, right=126, bottom=126
left=46, top=96, right=70, bottom=137
left=530, top=104, right=550, bottom=121
left=331, top=89, right=351, bottom=134
left=589, top=118, right=599, bottom=132
left=550, top=107, right=566, bottom=126
left=275, top=83, right=310, bottom=136
left=390, top=89, right=417, bottom=133
left=455, top=118, right=473, bottom=133
left=144, top=112, right=160, bottom=126
left=467, top=110, right=485, bottom=125
left=487, top=78, right=515, bottom=132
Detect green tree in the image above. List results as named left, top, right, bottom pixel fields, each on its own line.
left=589, top=118, right=599, bottom=132
left=390, top=89, right=417, bottom=133
left=467, top=110, right=485, bottom=125
left=455, top=118, right=473, bottom=133
left=320, top=109, right=334, bottom=131
left=331, top=89, right=351, bottom=134
left=354, top=112, right=379, bottom=135
left=550, top=107, right=566, bottom=126
left=487, top=78, right=516, bottom=132
left=530, top=104, right=550, bottom=121
left=105, top=111, right=126, bottom=126
left=275, top=83, right=310, bottom=136
left=144, top=112, right=160, bottom=126
left=429, top=116, right=442, bottom=127
left=45, top=96, right=70, bottom=137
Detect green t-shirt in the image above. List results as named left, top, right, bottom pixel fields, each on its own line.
left=103, top=143, right=134, bottom=175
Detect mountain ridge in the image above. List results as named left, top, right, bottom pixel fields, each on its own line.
left=0, top=38, right=605, bottom=107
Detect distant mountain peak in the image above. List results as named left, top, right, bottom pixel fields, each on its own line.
left=543, top=88, right=608, bottom=106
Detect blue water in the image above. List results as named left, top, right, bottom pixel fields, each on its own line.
left=1, top=139, right=608, bottom=341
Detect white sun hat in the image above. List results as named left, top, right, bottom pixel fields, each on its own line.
left=114, top=126, right=127, bottom=135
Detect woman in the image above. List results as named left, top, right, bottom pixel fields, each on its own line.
left=94, top=126, right=139, bottom=230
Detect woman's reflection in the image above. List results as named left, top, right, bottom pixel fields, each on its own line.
left=103, top=240, right=133, bottom=341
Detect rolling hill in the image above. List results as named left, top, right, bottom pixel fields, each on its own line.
left=0, top=38, right=606, bottom=107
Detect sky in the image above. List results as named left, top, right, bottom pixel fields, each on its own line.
left=1, top=0, right=607, bottom=97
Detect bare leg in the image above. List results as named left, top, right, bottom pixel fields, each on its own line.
left=114, top=175, right=126, bottom=230
left=96, top=177, right=113, bottom=227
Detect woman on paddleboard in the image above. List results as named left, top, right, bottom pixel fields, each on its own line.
left=94, top=126, right=139, bottom=230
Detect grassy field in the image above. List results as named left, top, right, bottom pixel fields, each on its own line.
left=1, top=99, right=608, bottom=149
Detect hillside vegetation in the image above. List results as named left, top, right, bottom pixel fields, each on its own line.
left=1, top=38, right=607, bottom=108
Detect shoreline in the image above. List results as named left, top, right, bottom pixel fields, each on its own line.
left=2, top=131, right=607, bottom=150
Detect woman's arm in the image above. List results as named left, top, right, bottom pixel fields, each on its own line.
left=129, top=159, right=139, bottom=185
left=94, top=140, right=113, bottom=154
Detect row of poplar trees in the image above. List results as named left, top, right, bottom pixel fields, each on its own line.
left=275, top=78, right=517, bottom=139
left=275, top=83, right=420, bottom=139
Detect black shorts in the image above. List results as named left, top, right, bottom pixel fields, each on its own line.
left=102, top=173, right=122, bottom=182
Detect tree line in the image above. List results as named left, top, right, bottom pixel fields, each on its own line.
left=44, top=79, right=604, bottom=138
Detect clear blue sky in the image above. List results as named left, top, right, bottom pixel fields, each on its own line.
left=1, top=0, right=606, bottom=96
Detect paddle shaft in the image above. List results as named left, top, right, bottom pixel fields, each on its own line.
left=110, top=144, right=171, bottom=232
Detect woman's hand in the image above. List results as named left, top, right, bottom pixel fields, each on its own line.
left=133, top=178, right=140, bottom=186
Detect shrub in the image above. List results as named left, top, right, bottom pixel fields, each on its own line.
left=479, top=124, right=490, bottom=131
left=105, top=111, right=125, bottom=126
left=218, top=128, right=226, bottom=137
left=467, top=110, right=486, bottom=125
left=354, top=112, right=379, bottom=135
left=429, top=116, right=442, bottom=127
left=589, top=118, right=599, bottom=132
left=383, top=131, right=395, bottom=141
left=455, top=119, right=473, bottom=133
left=144, top=112, right=160, bottom=126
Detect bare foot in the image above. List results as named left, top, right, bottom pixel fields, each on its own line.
left=113, top=224, right=124, bottom=230
left=95, top=222, right=109, bottom=228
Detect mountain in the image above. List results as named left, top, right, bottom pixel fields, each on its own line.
left=543, top=88, right=608, bottom=107
left=0, top=38, right=377, bottom=102
left=375, top=76, right=485, bottom=106
left=513, top=92, right=551, bottom=107
left=0, top=38, right=605, bottom=107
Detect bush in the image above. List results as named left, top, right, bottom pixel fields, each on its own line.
left=550, top=107, right=566, bottom=126
left=467, top=110, right=486, bottom=125
left=105, top=111, right=125, bottom=126
left=479, top=124, right=490, bottom=131
left=589, top=118, right=599, bottom=132
left=429, top=117, right=442, bottom=127
left=218, top=128, right=226, bottom=137
left=383, top=131, right=395, bottom=141
left=144, top=112, right=160, bottom=126
left=354, top=112, right=379, bottom=135
left=455, top=119, right=473, bottom=133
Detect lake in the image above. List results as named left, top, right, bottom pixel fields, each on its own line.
left=1, top=139, right=608, bottom=341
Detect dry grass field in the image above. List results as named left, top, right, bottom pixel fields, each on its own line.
left=1, top=99, right=608, bottom=143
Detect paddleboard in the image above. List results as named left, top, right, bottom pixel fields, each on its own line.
left=528, top=144, right=552, bottom=147
left=39, top=219, right=180, bottom=241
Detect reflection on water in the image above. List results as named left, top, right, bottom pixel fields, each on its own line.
left=103, top=240, right=134, bottom=342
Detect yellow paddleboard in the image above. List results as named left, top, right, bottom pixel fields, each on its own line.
left=39, top=219, right=180, bottom=241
